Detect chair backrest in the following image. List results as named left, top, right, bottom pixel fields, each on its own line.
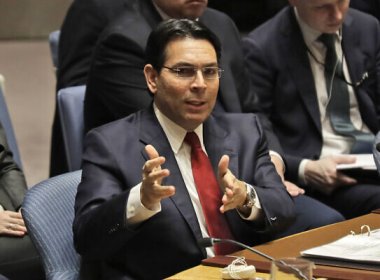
left=49, top=30, right=60, bottom=69
left=373, top=132, right=380, bottom=176
left=22, top=170, right=82, bottom=280
left=0, top=75, right=22, bottom=168
left=57, top=86, right=86, bottom=171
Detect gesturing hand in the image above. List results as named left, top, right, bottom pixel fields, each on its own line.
left=218, top=155, right=247, bottom=213
left=140, top=145, right=175, bottom=210
left=0, top=210, right=27, bottom=237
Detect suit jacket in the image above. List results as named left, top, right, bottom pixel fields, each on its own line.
left=242, top=7, right=380, bottom=184
left=51, top=0, right=131, bottom=176
left=57, top=0, right=131, bottom=90
left=350, top=0, right=380, bottom=22
left=0, top=122, right=26, bottom=211
left=83, top=0, right=252, bottom=132
left=73, top=107, right=295, bottom=279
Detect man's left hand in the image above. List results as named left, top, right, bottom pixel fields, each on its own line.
left=218, top=155, right=247, bottom=213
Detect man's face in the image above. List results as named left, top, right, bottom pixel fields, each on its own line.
left=153, top=0, right=208, bottom=19
left=290, top=0, right=350, bottom=33
left=145, top=38, right=219, bottom=131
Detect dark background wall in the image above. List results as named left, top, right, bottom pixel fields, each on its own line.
left=208, top=0, right=288, bottom=33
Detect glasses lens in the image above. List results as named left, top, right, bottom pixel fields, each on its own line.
left=202, top=67, right=221, bottom=79
left=176, top=67, right=197, bottom=78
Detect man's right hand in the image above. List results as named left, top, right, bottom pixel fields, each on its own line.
left=304, top=155, right=357, bottom=194
left=140, top=145, right=175, bottom=210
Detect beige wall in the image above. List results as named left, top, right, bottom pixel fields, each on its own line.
left=0, top=0, right=71, bottom=39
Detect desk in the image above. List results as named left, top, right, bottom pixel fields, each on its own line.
left=168, top=212, right=380, bottom=280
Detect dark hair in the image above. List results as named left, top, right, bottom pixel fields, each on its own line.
left=145, top=18, right=221, bottom=72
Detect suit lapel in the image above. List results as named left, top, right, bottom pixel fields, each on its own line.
left=342, top=11, right=378, bottom=132
left=138, top=108, right=204, bottom=242
left=281, top=8, right=322, bottom=132
left=203, top=116, right=242, bottom=234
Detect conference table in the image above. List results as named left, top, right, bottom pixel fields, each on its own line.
left=167, top=210, right=380, bottom=280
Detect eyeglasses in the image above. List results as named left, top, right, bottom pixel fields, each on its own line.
left=162, top=65, right=223, bottom=80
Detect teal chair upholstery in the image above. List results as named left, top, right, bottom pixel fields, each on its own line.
left=22, top=171, right=82, bottom=280
left=57, top=86, right=86, bottom=171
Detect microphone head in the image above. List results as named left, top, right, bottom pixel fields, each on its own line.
left=197, top=237, right=214, bottom=248
left=376, top=142, right=380, bottom=152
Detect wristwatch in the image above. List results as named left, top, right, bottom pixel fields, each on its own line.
left=242, top=184, right=256, bottom=209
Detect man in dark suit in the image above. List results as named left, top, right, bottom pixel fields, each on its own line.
left=0, top=122, right=44, bottom=280
left=50, top=0, right=131, bottom=176
left=243, top=0, right=380, bottom=218
left=83, top=0, right=344, bottom=236
left=73, top=19, right=295, bottom=279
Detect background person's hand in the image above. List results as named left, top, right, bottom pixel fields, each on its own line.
left=0, top=210, right=27, bottom=237
left=304, top=155, right=357, bottom=194
left=284, top=180, right=305, bottom=197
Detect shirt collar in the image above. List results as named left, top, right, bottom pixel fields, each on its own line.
left=293, top=7, right=342, bottom=47
left=153, top=104, right=204, bottom=154
left=152, top=1, right=200, bottom=21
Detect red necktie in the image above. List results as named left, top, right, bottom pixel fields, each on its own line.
left=185, top=132, right=236, bottom=255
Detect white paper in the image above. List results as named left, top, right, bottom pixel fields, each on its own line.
left=336, top=154, right=376, bottom=171
left=301, top=229, right=380, bottom=264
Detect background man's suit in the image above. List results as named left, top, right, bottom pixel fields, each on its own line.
left=350, top=0, right=380, bottom=22
left=51, top=0, right=130, bottom=176
left=242, top=7, right=380, bottom=217
left=74, top=108, right=295, bottom=279
left=84, top=0, right=251, bottom=132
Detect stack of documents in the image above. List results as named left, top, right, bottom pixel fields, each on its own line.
left=301, top=228, right=380, bottom=270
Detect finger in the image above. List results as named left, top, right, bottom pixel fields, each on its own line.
left=218, top=155, right=229, bottom=178
left=145, top=144, right=159, bottom=160
left=332, top=155, right=357, bottom=164
left=143, top=157, right=165, bottom=174
left=144, top=168, right=170, bottom=184
left=3, top=223, right=27, bottom=236
left=336, top=172, right=357, bottom=185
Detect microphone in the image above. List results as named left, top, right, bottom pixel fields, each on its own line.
left=198, top=237, right=313, bottom=280
left=198, top=237, right=274, bottom=261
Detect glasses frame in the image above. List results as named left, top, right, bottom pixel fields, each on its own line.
left=162, top=65, right=223, bottom=80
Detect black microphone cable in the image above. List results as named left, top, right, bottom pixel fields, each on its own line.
left=198, top=237, right=315, bottom=280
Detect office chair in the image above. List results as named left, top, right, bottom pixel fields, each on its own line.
left=374, top=132, right=380, bottom=177
left=0, top=74, right=22, bottom=168
left=49, top=30, right=60, bottom=69
left=22, top=170, right=82, bottom=280
left=57, top=85, right=86, bottom=171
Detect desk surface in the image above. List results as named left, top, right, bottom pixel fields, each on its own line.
left=168, top=211, right=380, bottom=280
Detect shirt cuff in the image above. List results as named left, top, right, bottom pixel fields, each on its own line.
left=126, top=183, right=161, bottom=225
left=298, top=159, right=310, bottom=186
left=269, top=150, right=286, bottom=177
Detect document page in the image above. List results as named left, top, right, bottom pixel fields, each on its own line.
left=301, top=229, right=380, bottom=264
left=336, top=154, right=376, bottom=171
